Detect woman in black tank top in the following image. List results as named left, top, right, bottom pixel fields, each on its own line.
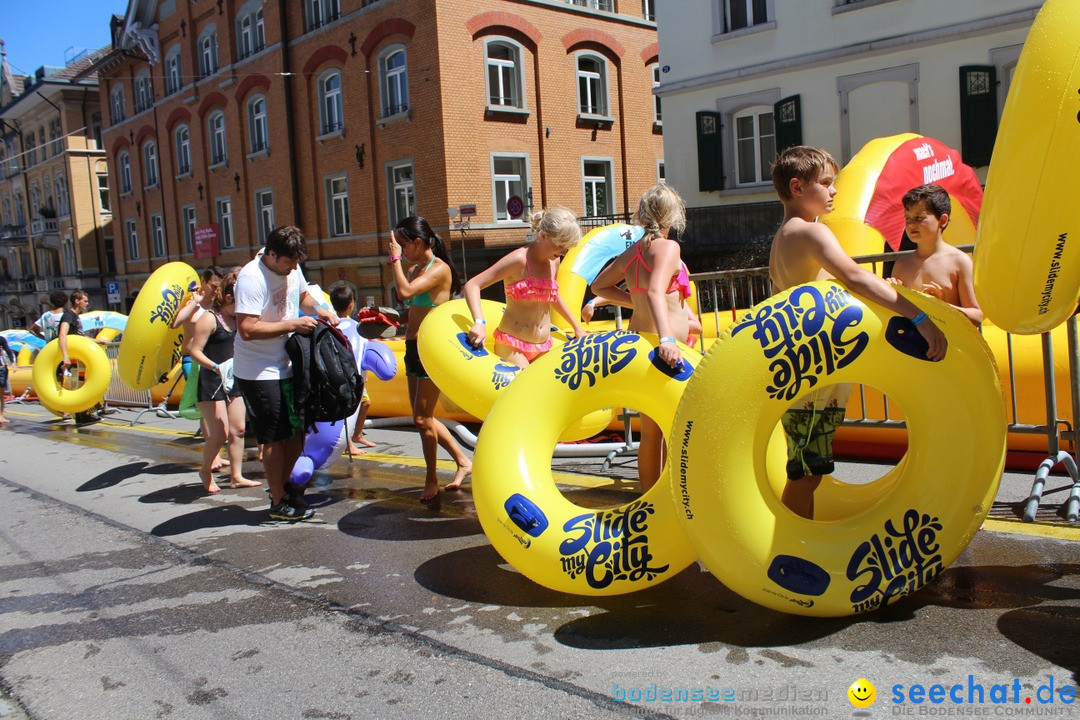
left=188, top=270, right=262, bottom=494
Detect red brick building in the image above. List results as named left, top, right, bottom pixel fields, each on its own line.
left=96, top=0, right=661, bottom=306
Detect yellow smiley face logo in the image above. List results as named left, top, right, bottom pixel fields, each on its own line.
left=848, top=678, right=876, bottom=708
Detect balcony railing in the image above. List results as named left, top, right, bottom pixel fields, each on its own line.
left=0, top=224, right=28, bottom=242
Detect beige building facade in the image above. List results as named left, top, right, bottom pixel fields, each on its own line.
left=0, top=51, right=112, bottom=329
left=656, top=0, right=1043, bottom=211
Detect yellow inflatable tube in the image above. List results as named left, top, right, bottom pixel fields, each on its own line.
left=672, top=282, right=1006, bottom=617
left=417, top=299, right=614, bottom=441
left=32, top=336, right=112, bottom=415
left=974, top=0, right=1080, bottom=335
left=821, top=133, right=978, bottom=258
left=473, top=331, right=699, bottom=595
left=366, top=338, right=482, bottom=423
left=118, top=262, right=198, bottom=390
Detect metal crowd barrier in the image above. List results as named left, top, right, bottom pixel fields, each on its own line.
left=689, top=248, right=1080, bottom=523
left=100, top=342, right=182, bottom=425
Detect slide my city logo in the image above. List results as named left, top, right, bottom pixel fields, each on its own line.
left=847, top=676, right=1077, bottom=714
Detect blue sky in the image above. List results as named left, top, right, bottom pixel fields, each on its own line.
left=2, top=3, right=124, bottom=78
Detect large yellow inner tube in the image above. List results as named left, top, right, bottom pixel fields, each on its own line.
left=32, top=336, right=112, bottom=415
left=473, top=331, right=699, bottom=596
left=417, top=298, right=614, bottom=441
left=973, top=0, right=1080, bottom=335
left=672, top=282, right=1006, bottom=617
left=117, top=262, right=198, bottom=390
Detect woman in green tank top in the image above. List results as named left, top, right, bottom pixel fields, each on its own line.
left=388, top=216, right=472, bottom=502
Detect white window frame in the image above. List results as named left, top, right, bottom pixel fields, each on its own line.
left=490, top=153, right=529, bottom=223
left=248, top=95, right=268, bottom=153
left=126, top=218, right=139, bottom=259
left=135, top=69, right=154, bottom=112
left=713, top=87, right=781, bottom=193
left=714, top=0, right=775, bottom=38
left=581, top=157, right=614, bottom=216
left=198, top=26, right=219, bottom=78
left=216, top=197, right=234, bottom=249
left=143, top=141, right=159, bottom=188
left=255, top=189, right=274, bottom=244
left=657, top=160, right=666, bottom=184
left=651, top=63, right=662, bottom=125
left=326, top=174, right=351, bottom=237
left=182, top=205, right=197, bottom=253
left=379, top=45, right=409, bottom=119
left=110, top=85, right=125, bottom=123
left=485, top=39, right=524, bottom=110
left=319, top=70, right=344, bottom=135
left=576, top=53, right=609, bottom=118
left=151, top=214, right=166, bottom=257
left=208, top=111, right=227, bottom=166
left=175, top=124, right=192, bottom=176
left=386, top=161, right=415, bottom=226
left=119, top=151, right=132, bottom=195
left=643, top=0, right=655, bottom=21
left=732, top=105, right=776, bottom=187
left=56, top=176, right=70, bottom=216
left=165, top=46, right=182, bottom=94
left=97, top=171, right=110, bottom=213
left=307, top=0, right=341, bottom=30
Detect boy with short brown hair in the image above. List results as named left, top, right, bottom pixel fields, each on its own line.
left=768, top=146, right=947, bottom=519
left=888, top=183, right=983, bottom=326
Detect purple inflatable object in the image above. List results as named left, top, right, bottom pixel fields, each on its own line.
left=361, top=341, right=397, bottom=381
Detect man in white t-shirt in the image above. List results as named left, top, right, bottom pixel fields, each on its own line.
left=233, top=226, right=338, bottom=522
left=29, top=290, right=71, bottom=343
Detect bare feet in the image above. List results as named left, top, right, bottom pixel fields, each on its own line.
left=210, top=457, right=231, bottom=472
left=420, top=478, right=439, bottom=502
left=0, top=415, right=9, bottom=424
left=352, top=435, right=376, bottom=448
left=199, top=470, right=221, bottom=494
left=444, top=461, right=473, bottom=491
left=345, top=442, right=367, bottom=456
left=228, top=478, right=262, bottom=489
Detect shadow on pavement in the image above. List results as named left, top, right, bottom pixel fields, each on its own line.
left=150, top=504, right=271, bottom=536
left=337, top=497, right=483, bottom=541
left=77, top=461, right=191, bottom=492
left=997, top=605, right=1080, bottom=684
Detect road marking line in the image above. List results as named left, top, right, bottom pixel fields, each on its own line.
left=983, top=517, right=1080, bottom=541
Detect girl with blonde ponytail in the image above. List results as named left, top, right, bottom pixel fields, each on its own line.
left=462, top=206, right=587, bottom=369
left=590, top=183, right=691, bottom=491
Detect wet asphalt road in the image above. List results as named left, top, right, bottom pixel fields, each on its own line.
left=0, top=404, right=1077, bottom=720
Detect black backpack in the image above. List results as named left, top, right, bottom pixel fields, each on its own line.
left=285, top=319, right=363, bottom=433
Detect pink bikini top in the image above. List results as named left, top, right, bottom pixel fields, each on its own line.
left=625, top=242, right=692, bottom=299
left=505, top=256, right=560, bottom=303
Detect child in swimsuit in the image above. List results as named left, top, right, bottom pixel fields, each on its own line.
left=463, top=207, right=587, bottom=367
left=591, top=184, right=691, bottom=492
left=388, top=216, right=473, bottom=501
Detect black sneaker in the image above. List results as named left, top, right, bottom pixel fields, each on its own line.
left=269, top=499, right=314, bottom=522
left=284, top=484, right=309, bottom=509
left=74, top=412, right=100, bottom=425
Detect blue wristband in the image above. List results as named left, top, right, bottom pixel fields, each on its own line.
left=474, top=318, right=486, bottom=325
left=586, top=297, right=596, bottom=306
left=660, top=336, right=677, bottom=345
left=911, top=311, right=928, bottom=327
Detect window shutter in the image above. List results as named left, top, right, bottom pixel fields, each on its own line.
left=959, top=65, right=997, bottom=167
left=773, top=95, right=802, bottom=153
left=696, top=111, right=723, bottom=192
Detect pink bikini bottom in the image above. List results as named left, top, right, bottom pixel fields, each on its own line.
left=493, top=329, right=553, bottom=362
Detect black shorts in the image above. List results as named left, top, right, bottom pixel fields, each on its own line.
left=197, top=365, right=242, bottom=403
left=236, top=377, right=299, bottom=444
left=404, top=338, right=428, bottom=379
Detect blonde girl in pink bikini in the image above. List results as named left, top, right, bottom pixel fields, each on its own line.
left=591, top=184, right=690, bottom=491
left=463, top=208, right=587, bottom=367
